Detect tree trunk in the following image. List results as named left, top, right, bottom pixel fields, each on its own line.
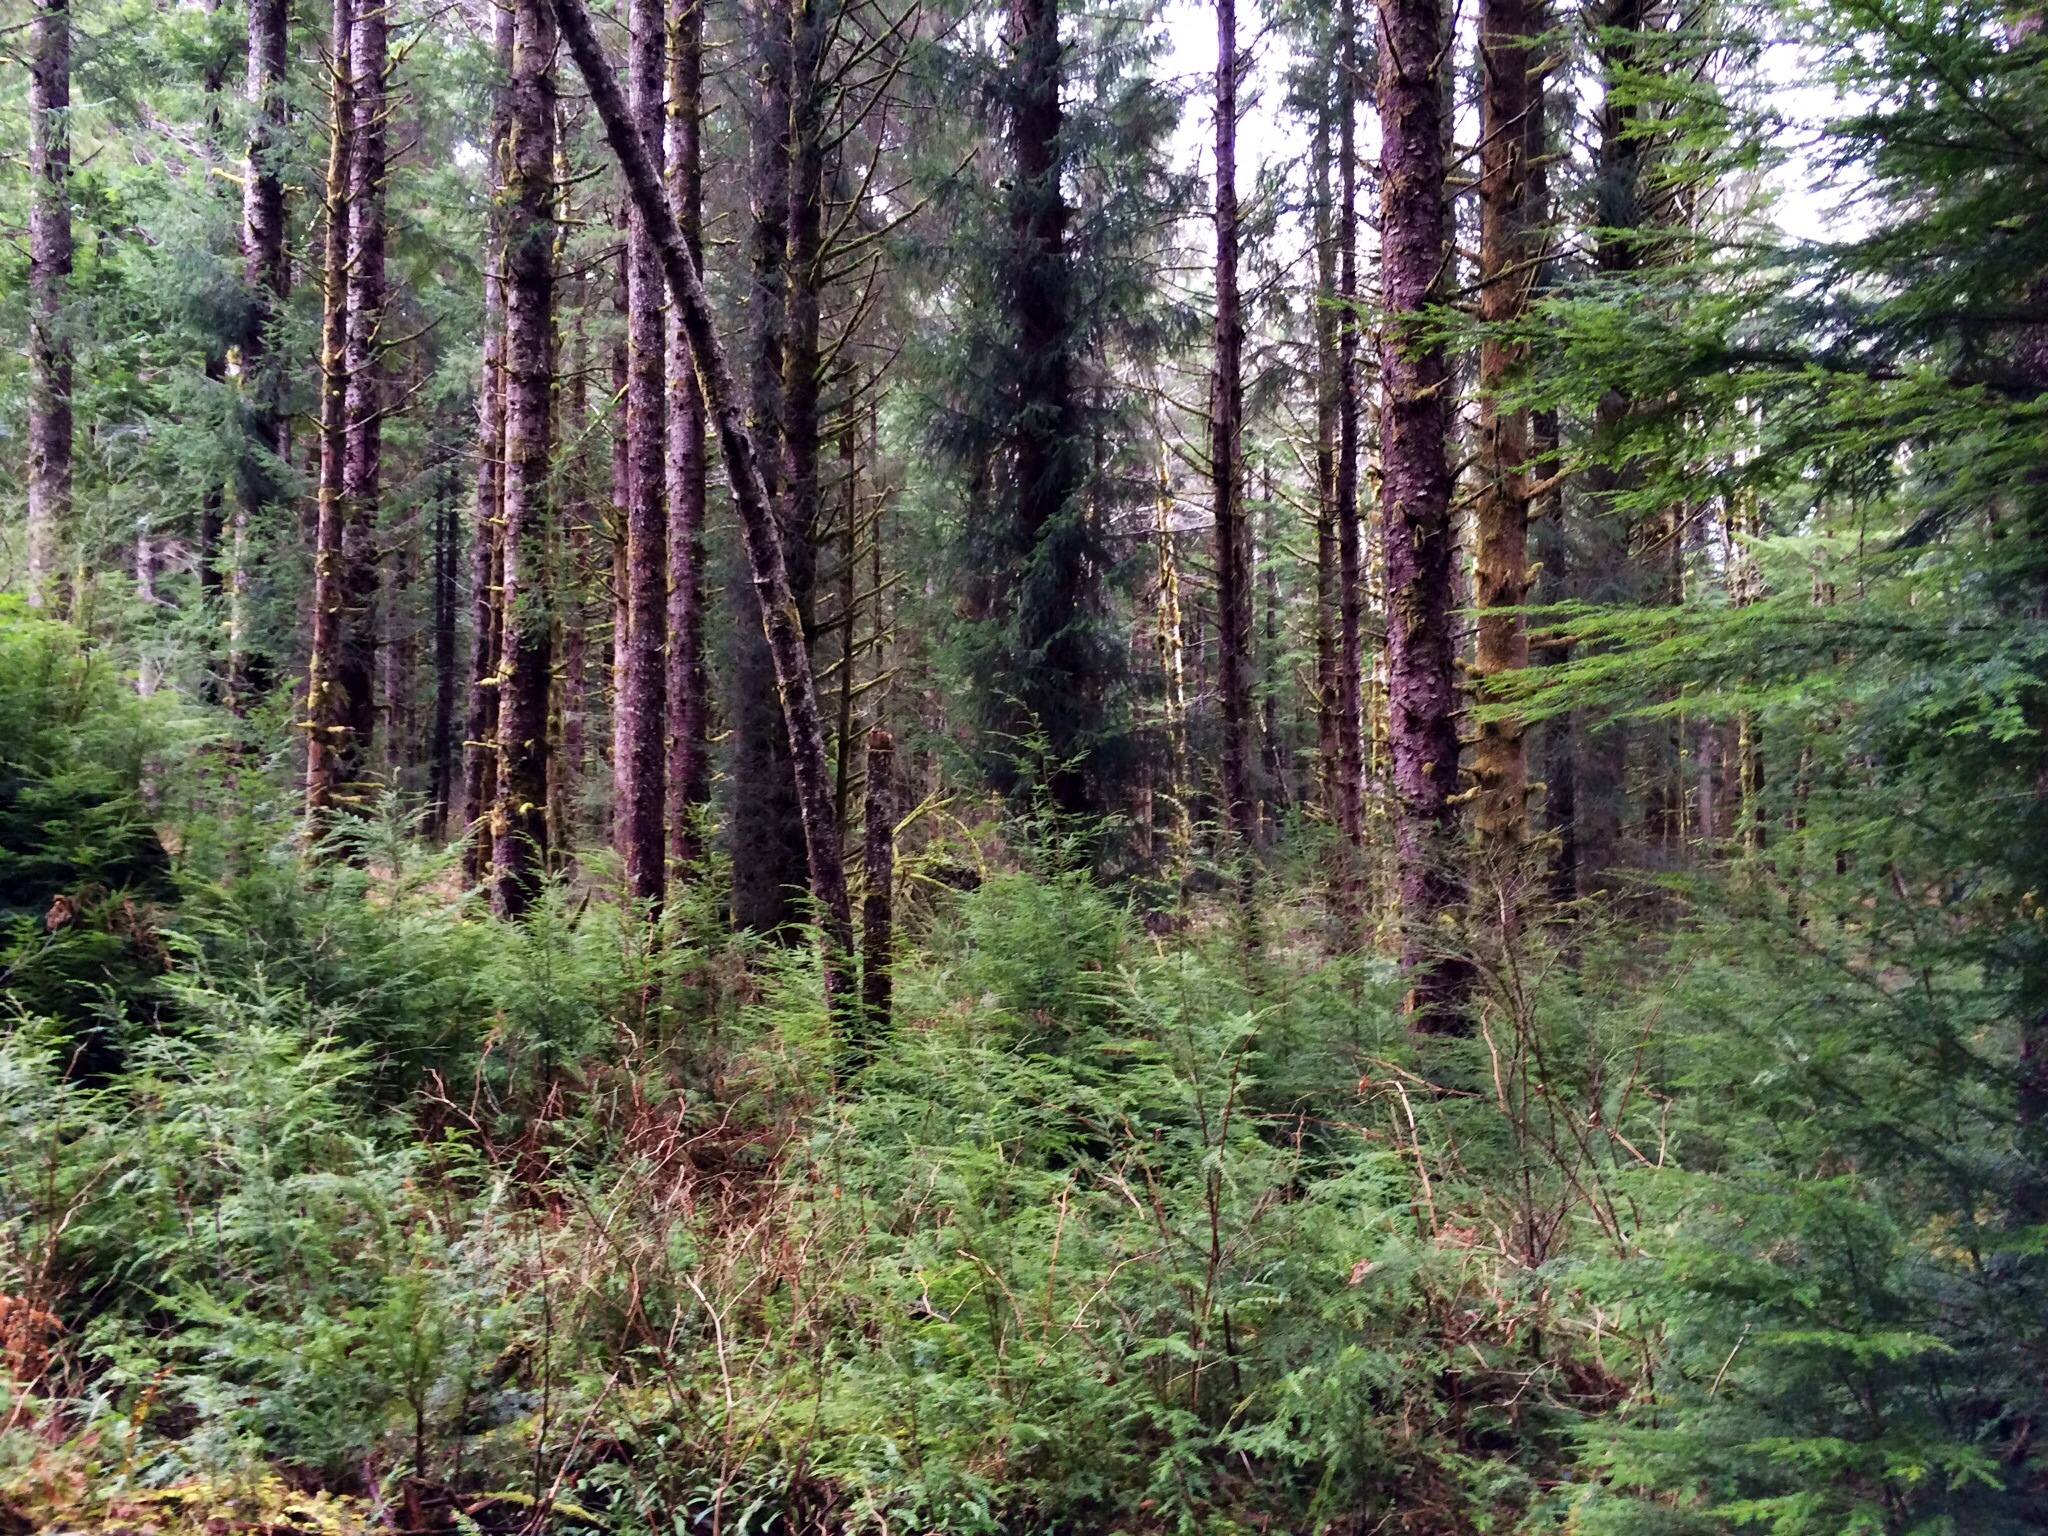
left=861, top=724, right=896, bottom=1044
left=492, top=0, right=558, bottom=918
left=665, top=0, right=711, bottom=874
left=1312, top=92, right=1339, bottom=821
left=619, top=0, right=669, bottom=905
left=236, top=0, right=290, bottom=712
left=305, top=0, right=356, bottom=829
left=1376, top=0, right=1470, bottom=1026
left=555, top=0, right=855, bottom=1008
left=430, top=495, right=458, bottom=837
left=1334, top=3, right=1366, bottom=870
left=1210, top=0, right=1252, bottom=844
left=26, top=0, right=71, bottom=614
left=730, top=0, right=810, bottom=934
left=461, top=2, right=512, bottom=880
left=1472, top=0, right=1534, bottom=854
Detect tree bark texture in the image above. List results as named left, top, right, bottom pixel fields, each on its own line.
left=1210, top=0, right=1253, bottom=843
left=1472, top=0, right=1535, bottom=851
left=620, top=0, right=669, bottom=905
left=665, top=0, right=711, bottom=874
left=1376, top=0, right=1470, bottom=1025
left=730, top=0, right=810, bottom=934
left=305, top=0, right=356, bottom=828
left=27, top=0, right=71, bottom=613
left=235, top=0, right=290, bottom=710
left=554, top=0, right=856, bottom=1007
left=1312, top=94, right=1339, bottom=820
left=492, top=0, right=558, bottom=918
left=1334, top=5, right=1366, bottom=864
left=461, top=1, right=513, bottom=881
left=861, top=725, right=896, bottom=1045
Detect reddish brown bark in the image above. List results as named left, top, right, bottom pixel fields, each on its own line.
left=554, top=0, right=856, bottom=1007
left=492, top=0, right=558, bottom=918
left=1376, top=0, right=1470, bottom=1025
left=619, top=0, right=669, bottom=906
left=1210, top=0, right=1252, bottom=844
left=1473, top=0, right=1536, bottom=851
left=27, top=0, right=70, bottom=613
left=461, top=0, right=513, bottom=882
left=306, top=0, right=357, bottom=829
left=665, top=0, right=710, bottom=874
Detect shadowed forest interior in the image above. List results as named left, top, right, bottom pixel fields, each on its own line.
left=1, top=0, right=2046, bottom=1527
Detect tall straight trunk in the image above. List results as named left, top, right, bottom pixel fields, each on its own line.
left=1334, top=3, right=1366, bottom=863
left=860, top=724, right=895, bottom=1044
left=1210, top=0, right=1252, bottom=843
left=665, top=0, right=710, bottom=873
left=561, top=298, right=592, bottom=832
left=1576, top=0, right=1648, bottom=891
left=431, top=496, right=459, bottom=837
left=336, top=0, right=390, bottom=797
left=834, top=421, right=859, bottom=830
left=1312, top=96, right=1340, bottom=818
left=555, top=0, right=856, bottom=1012
left=492, top=0, right=558, bottom=917
left=1472, top=0, right=1535, bottom=851
left=27, top=0, right=71, bottom=613
left=305, top=0, right=356, bottom=827
left=729, top=0, right=809, bottom=933
left=1258, top=470, right=1288, bottom=820
left=236, top=0, right=290, bottom=710
left=619, top=0, right=669, bottom=904
left=1155, top=472, right=1191, bottom=854
left=1376, top=0, right=1469, bottom=1025
left=1007, top=0, right=1089, bottom=815
left=461, top=2, right=513, bottom=879
left=609, top=321, right=631, bottom=838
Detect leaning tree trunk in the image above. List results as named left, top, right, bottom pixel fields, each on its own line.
left=1472, top=0, right=1535, bottom=854
left=665, top=0, right=711, bottom=874
left=554, top=0, right=855, bottom=1011
left=618, top=0, right=669, bottom=905
left=236, top=0, right=290, bottom=711
left=492, top=0, right=558, bottom=918
left=305, top=0, right=356, bottom=829
left=27, top=0, right=72, bottom=613
left=1210, top=0, right=1253, bottom=845
left=1377, top=0, right=1470, bottom=1027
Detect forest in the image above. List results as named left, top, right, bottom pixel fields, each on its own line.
left=1, top=0, right=2045, bottom=1523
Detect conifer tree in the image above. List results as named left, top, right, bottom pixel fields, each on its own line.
left=26, top=0, right=70, bottom=614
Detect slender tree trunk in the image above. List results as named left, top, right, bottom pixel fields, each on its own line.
left=1334, top=3, right=1366, bottom=868
left=665, top=0, right=711, bottom=874
left=835, top=420, right=860, bottom=830
left=556, top=0, right=855, bottom=1010
left=1575, top=0, right=1649, bottom=892
left=1259, top=471, right=1288, bottom=821
left=430, top=496, right=458, bottom=837
left=1377, top=0, right=1469, bottom=1025
left=1155, top=472, right=1191, bottom=855
left=492, top=0, right=558, bottom=918
left=26, top=0, right=71, bottom=613
left=1210, top=0, right=1252, bottom=844
left=618, top=0, right=669, bottom=905
left=306, top=0, right=357, bottom=827
left=461, top=3, right=513, bottom=879
left=1312, top=96, right=1340, bottom=819
left=561, top=296, right=592, bottom=835
left=1473, top=0, right=1535, bottom=854
left=236, top=0, right=290, bottom=711
left=730, top=0, right=809, bottom=934
left=609, top=320, right=631, bottom=840
left=861, top=724, right=895, bottom=1043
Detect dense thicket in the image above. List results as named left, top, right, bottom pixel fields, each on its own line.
left=2, top=0, right=2045, bottom=1529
